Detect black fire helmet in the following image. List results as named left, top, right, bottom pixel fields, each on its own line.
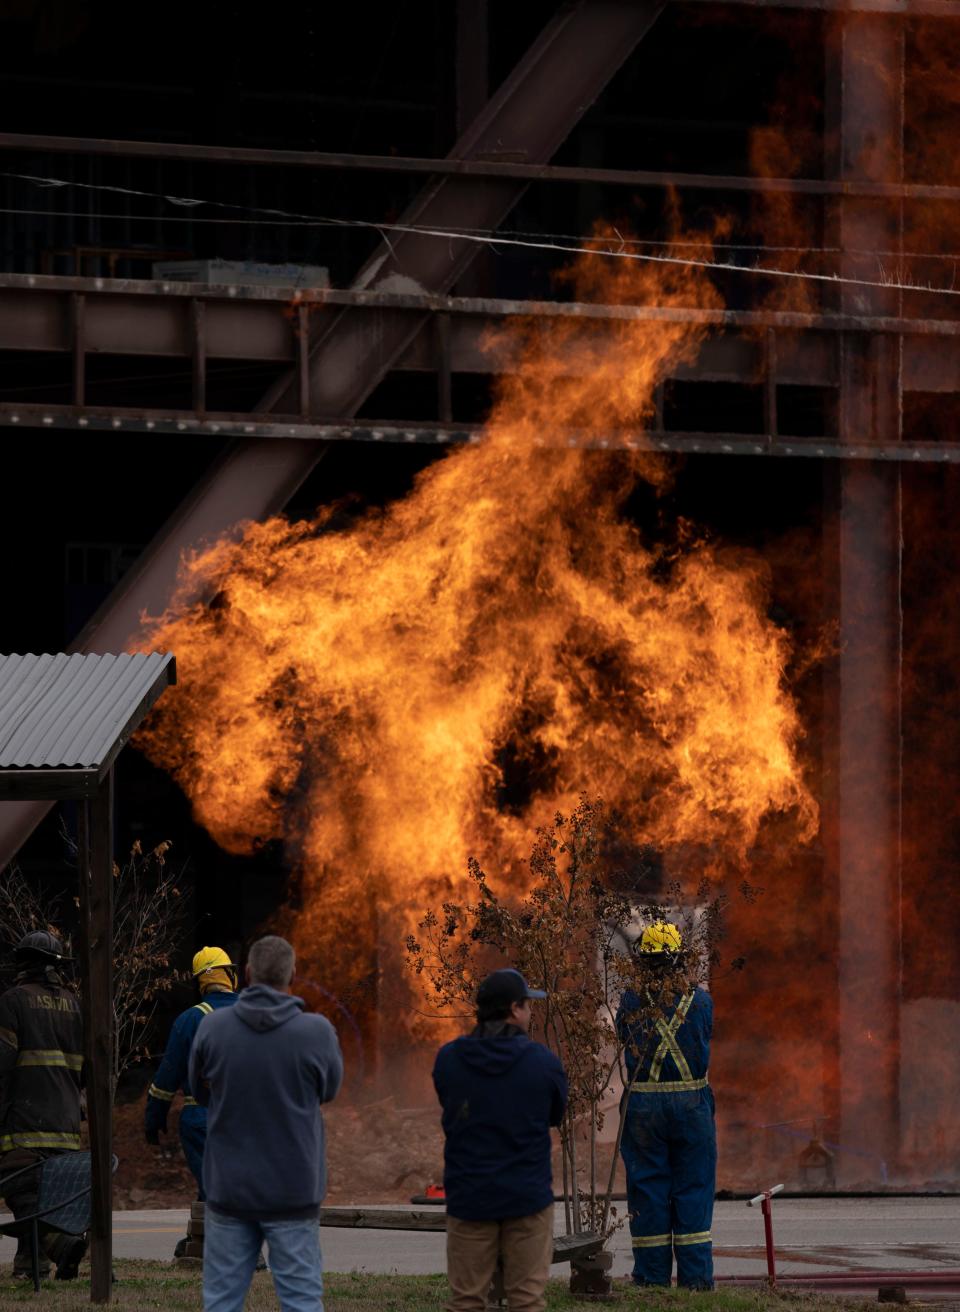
left=14, top=930, right=73, bottom=964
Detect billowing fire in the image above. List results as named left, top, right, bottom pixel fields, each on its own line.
left=136, top=233, right=818, bottom=1038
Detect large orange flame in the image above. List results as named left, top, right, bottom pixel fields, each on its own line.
left=137, top=232, right=818, bottom=1033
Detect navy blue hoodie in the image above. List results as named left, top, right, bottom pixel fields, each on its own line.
left=189, top=985, right=343, bottom=1216
left=433, top=1028, right=567, bottom=1221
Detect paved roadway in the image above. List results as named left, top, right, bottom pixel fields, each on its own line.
left=2, top=1197, right=958, bottom=1280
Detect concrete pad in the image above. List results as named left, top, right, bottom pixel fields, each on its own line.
left=0, top=1197, right=957, bottom=1280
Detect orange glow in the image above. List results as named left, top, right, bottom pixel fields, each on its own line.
left=136, top=231, right=818, bottom=1034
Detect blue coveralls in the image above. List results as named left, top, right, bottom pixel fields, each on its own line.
left=617, top=986, right=716, bottom=1289
left=144, top=992, right=237, bottom=1198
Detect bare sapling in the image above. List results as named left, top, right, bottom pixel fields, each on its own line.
left=406, top=795, right=724, bottom=1238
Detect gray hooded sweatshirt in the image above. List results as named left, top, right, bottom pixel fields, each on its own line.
left=189, top=984, right=343, bottom=1217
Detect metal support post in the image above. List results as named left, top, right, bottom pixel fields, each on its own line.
left=747, top=1183, right=783, bottom=1287
left=191, top=299, right=206, bottom=418
left=297, top=303, right=311, bottom=419
left=78, top=771, right=115, bottom=1302
left=436, top=313, right=453, bottom=423
left=825, top=12, right=903, bottom=1180
left=765, top=329, right=778, bottom=438
left=71, top=293, right=85, bottom=408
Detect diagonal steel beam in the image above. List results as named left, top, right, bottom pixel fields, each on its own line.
left=256, top=0, right=669, bottom=416
left=0, top=0, right=668, bottom=869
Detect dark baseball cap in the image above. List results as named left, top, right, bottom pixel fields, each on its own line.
left=476, top=968, right=547, bottom=1010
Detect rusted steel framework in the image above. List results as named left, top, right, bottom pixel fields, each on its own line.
left=0, top=4, right=946, bottom=1191
left=5, top=127, right=960, bottom=200
left=0, top=0, right=669, bottom=867
left=4, top=408, right=960, bottom=465
left=828, top=11, right=905, bottom=1181
left=694, top=0, right=954, bottom=11
left=3, top=274, right=960, bottom=422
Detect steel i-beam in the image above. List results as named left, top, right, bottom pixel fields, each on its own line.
left=0, top=0, right=668, bottom=868
left=826, top=12, right=903, bottom=1180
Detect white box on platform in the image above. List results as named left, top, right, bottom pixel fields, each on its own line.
left=152, top=259, right=329, bottom=288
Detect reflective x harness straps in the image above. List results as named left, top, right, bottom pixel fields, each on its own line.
left=630, top=991, right=709, bottom=1093
left=148, top=1001, right=213, bottom=1105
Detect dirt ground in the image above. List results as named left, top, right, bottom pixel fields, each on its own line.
left=112, top=1093, right=449, bottom=1208
left=112, top=1093, right=613, bottom=1209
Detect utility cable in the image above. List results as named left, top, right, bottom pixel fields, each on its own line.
left=5, top=170, right=960, bottom=299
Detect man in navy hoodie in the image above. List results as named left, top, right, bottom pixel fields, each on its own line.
left=189, top=935, right=343, bottom=1312
left=433, top=969, right=567, bottom=1312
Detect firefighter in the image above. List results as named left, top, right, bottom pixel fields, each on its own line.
left=144, top=948, right=238, bottom=1219
left=617, top=921, right=715, bottom=1290
left=0, top=930, right=87, bottom=1281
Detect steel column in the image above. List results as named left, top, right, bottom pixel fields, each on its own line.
left=828, top=13, right=904, bottom=1180
left=77, top=770, right=115, bottom=1303
left=0, top=1, right=667, bottom=871
left=191, top=299, right=206, bottom=417
left=455, top=1, right=488, bottom=138
left=71, top=293, right=85, bottom=407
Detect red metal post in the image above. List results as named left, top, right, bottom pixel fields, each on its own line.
left=761, top=1195, right=776, bottom=1286
left=748, top=1183, right=783, bottom=1288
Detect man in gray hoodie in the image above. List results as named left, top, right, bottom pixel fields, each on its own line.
left=189, top=935, right=343, bottom=1312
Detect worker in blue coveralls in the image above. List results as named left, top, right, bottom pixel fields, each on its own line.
left=616, top=921, right=715, bottom=1290
left=145, top=946, right=238, bottom=1256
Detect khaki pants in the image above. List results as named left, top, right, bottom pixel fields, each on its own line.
left=446, top=1206, right=553, bottom=1312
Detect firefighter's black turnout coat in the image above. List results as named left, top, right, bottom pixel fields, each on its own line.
left=0, top=970, right=84, bottom=1153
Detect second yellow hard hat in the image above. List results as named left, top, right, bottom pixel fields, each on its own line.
left=639, top=921, right=683, bottom=955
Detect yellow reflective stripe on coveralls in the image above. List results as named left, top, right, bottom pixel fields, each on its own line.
left=16, top=1049, right=83, bottom=1071
left=195, top=1003, right=213, bottom=1015
left=674, top=1231, right=712, bottom=1246
left=148, top=1083, right=175, bottom=1101
left=0, top=1131, right=81, bottom=1151
left=648, top=992, right=694, bottom=1083
left=630, top=1076, right=709, bottom=1093
left=631, top=1233, right=672, bottom=1248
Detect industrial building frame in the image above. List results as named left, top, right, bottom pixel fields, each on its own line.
left=1, top=0, right=956, bottom=1218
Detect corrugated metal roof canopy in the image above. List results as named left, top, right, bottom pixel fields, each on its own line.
left=0, top=652, right=176, bottom=798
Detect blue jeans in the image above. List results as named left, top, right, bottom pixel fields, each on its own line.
left=203, top=1207, right=323, bottom=1312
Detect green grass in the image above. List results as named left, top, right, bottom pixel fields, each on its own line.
left=0, top=1263, right=880, bottom=1311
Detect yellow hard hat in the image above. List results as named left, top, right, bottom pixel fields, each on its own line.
left=639, top=922, right=683, bottom=955
left=192, top=946, right=235, bottom=978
